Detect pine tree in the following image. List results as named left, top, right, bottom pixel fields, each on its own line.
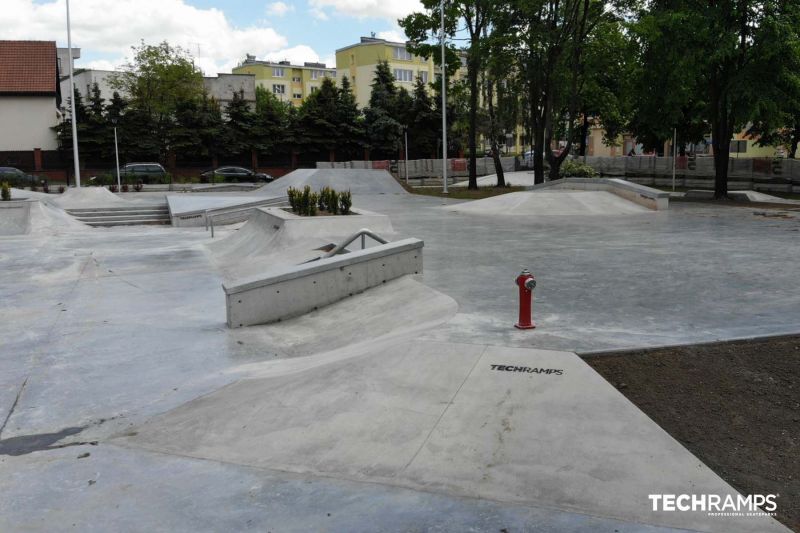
left=409, top=75, right=438, bottom=158
left=364, top=61, right=403, bottom=158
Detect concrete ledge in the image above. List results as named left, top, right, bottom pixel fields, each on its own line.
left=169, top=196, right=287, bottom=227
left=527, top=178, right=670, bottom=210
left=223, top=238, right=423, bottom=328
left=0, top=200, right=32, bottom=235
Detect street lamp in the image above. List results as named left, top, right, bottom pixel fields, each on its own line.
left=404, top=125, right=409, bottom=184
left=65, top=0, right=81, bottom=187
left=112, top=118, right=121, bottom=191
left=440, top=0, right=448, bottom=194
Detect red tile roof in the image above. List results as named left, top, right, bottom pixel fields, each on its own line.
left=0, top=41, right=58, bottom=95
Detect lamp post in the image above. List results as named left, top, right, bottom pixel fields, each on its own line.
left=440, top=0, right=448, bottom=194
left=65, top=0, right=81, bottom=187
left=113, top=123, right=121, bottom=191
left=404, top=126, right=409, bottom=184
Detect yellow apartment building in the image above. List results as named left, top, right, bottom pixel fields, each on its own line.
left=232, top=55, right=336, bottom=107
left=336, top=36, right=459, bottom=109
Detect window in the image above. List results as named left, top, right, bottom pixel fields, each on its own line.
left=730, top=140, right=748, bottom=153
left=273, top=84, right=286, bottom=94
left=292, top=76, right=301, bottom=82
left=310, top=86, right=319, bottom=94
left=394, top=69, right=413, bottom=82
left=418, top=71, right=428, bottom=84
left=393, top=47, right=412, bottom=60
left=273, top=67, right=285, bottom=77
left=293, top=93, right=302, bottom=99
left=311, top=69, right=328, bottom=80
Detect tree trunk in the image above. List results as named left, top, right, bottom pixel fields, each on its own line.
left=467, top=54, right=479, bottom=190
left=579, top=113, right=589, bottom=157
left=486, top=79, right=506, bottom=187
left=710, top=88, right=732, bottom=199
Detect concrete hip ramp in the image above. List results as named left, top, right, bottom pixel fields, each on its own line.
left=0, top=199, right=87, bottom=236
left=119, top=339, right=786, bottom=533
left=444, top=190, right=651, bottom=216
left=254, top=169, right=407, bottom=196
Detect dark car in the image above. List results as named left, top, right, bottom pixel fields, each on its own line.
left=200, top=166, right=273, bottom=183
left=120, top=162, right=167, bottom=184
left=0, top=167, right=42, bottom=188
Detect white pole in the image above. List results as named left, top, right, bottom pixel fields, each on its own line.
left=66, top=0, right=81, bottom=188
left=672, top=127, right=677, bottom=192
left=440, top=0, right=448, bottom=194
left=114, top=126, right=121, bottom=191
left=404, top=127, right=409, bottom=184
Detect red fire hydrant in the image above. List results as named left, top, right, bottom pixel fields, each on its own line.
left=515, top=269, right=537, bottom=329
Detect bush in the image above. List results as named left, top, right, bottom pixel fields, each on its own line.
left=559, top=159, right=598, bottom=178
left=58, top=186, right=65, bottom=194
left=307, top=192, right=318, bottom=216
left=133, top=182, right=143, bottom=192
left=121, top=183, right=129, bottom=192
left=109, top=184, right=118, bottom=193
left=287, top=186, right=299, bottom=213
left=42, top=183, right=50, bottom=194
left=1, top=181, right=10, bottom=201
left=339, top=190, right=352, bottom=215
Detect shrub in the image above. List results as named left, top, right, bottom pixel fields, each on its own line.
left=109, top=184, right=118, bottom=193
left=307, top=192, right=318, bottom=216
left=133, top=182, right=143, bottom=192
left=559, top=159, right=598, bottom=178
left=339, top=190, right=352, bottom=215
left=287, top=186, right=299, bottom=213
left=1, top=181, right=10, bottom=201
left=301, top=185, right=311, bottom=215
left=121, top=184, right=129, bottom=192
left=42, top=183, right=50, bottom=194
left=58, top=185, right=65, bottom=194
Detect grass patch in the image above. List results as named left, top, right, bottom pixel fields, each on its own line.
left=406, top=184, right=525, bottom=200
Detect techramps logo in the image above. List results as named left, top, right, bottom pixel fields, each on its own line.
left=648, top=494, right=778, bottom=518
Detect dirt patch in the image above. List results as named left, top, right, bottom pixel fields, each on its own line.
left=584, top=335, right=800, bottom=531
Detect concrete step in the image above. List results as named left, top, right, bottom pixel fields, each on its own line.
left=83, top=218, right=171, bottom=227
left=66, top=205, right=167, bottom=214
left=72, top=212, right=170, bottom=222
left=70, top=209, right=168, bottom=218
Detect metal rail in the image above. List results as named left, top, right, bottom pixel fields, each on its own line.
left=204, top=196, right=288, bottom=237
left=321, top=228, right=389, bottom=258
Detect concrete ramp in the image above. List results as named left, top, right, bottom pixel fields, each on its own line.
left=121, top=340, right=785, bottom=533
left=254, top=169, right=407, bottom=196
left=50, top=187, right=131, bottom=208
left=1, top=200, right=87, bottom=236
left=445, top=190, right=651, bottom=216
left=206, top=206, right=394, bottom=280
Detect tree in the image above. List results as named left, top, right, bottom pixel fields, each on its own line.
left=111, top=41, right=204, bottom=164
left=224, top=90, right=262, bottom=160
left=402, top=0, right=495, bottom=189
left=633, top=1, right=800, bottom=197
left=336, top=76, right=365, bottom=160
left=294, top=77, right=342, bottom=161
left=409, top=75, right=439, bottom=158
left=363, top=61, right=403, bottom=158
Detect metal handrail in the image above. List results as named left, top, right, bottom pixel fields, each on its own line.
left=321, top=228, right=388, bottom=258
left=204, top=196, right=288, bottom=237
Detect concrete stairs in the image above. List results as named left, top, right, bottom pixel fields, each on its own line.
left=66, top=205, right=171, bottom=227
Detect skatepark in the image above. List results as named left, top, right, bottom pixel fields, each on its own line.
left=1, top=169, right=798, bottom=532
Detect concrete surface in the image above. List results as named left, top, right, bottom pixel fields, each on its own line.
left=444, top=190, right=651, bottom=216
left=528, top=178, right=670, bottom=210
left=121, top=342, right=784, bottom=532
left=0, top=200, right=30, bottom=235
left=224, top=238, right=423, bottom=327
left=451, top=170, right=538, bottom=188
left=2, top=188, right=798, bottom=532
left=255, top=168, right=407, bottom=196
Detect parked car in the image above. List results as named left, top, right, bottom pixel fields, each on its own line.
left=120, top=162, right=167, bottom=184
left=0, top=167, right=39, bottom=188
left=200, top=166, right=274, bottom=183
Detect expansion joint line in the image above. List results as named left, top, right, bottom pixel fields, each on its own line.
left=403, top=346, right=488, bottom=470
left=0, top=377, right=29, bottom=439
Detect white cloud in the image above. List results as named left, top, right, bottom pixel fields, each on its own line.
left=376, top=29, right=406, bottom=43
left=309, top=7, right=329, bottom=20
left=308, top=0, right=421, bottom=21
left=262, top=45, right=322, bottom=66
left=0, top=0, right=322, bottom=74
left=266, top=1, right=293, bottom=17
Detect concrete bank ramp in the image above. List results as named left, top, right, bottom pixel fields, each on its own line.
left=254, top=169, right=406, bottom=196
left=120, top=340, right=785, bottom=533
left=206, top=206, right=394, bottom=281
left=0, top=200, right=86, bottom=236
left=444, top=190, right=650, bottom=216
left=50, top=186, right=131, bottom=208
left=451, top=170, right=537, bottom=188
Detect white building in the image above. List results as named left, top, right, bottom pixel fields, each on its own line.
left=0, top=41, right=61, bottom=152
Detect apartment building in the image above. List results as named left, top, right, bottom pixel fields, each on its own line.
left=335, top=37, right=438, bottom=109
left=232, top=55, right=336, bottom=107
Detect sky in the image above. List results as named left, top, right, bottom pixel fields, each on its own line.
left=0, top=0, right=423, bottom=74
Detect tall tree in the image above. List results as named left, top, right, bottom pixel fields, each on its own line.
left=402, top=0, right=495, bottom=189
left=634, top=0, right=800, bottom=197
left=336, top=76, right=365, bottom=160
left=409, top=75, right=439, bottom=158
left=363, top=61, right=403, bottom=158
left=111, top=41, right=204, bottom=164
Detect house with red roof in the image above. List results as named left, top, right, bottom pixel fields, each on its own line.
left=0, top=40, right=62, bottom=152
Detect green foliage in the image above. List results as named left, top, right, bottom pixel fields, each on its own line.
left=559, top=159, right=598, bottom=178
left=1, top=181, right=10, bottom=201
left=364, top=61, right=403, bottom=157
left=287, top=186, right=299, bottom=213
left=339, top=190, right=352, bottom=215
